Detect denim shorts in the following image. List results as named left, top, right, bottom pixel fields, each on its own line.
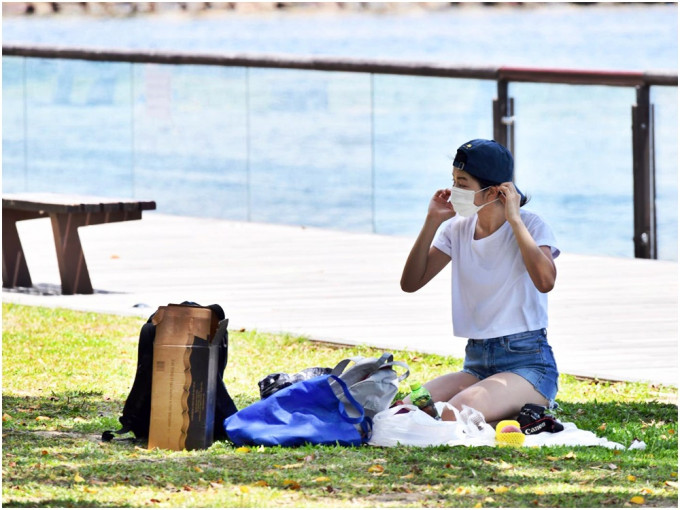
left=462, top=328, right=559, bottom=408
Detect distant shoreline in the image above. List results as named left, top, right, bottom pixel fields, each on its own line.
left=2, top=1, right=662, bottom=18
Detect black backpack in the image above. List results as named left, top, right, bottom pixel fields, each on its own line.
left=102, top=302, right=238, bottom=442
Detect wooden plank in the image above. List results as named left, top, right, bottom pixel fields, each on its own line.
left=2, top=192, right=156, bottom=213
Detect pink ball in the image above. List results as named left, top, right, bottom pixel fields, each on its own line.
left=501, top=425, right=522, bottom=434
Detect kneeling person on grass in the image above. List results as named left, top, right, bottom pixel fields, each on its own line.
left=400, top=139, right=560, bottom=423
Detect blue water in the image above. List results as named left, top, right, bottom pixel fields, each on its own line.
left=3, top=3, right=678, bottom=260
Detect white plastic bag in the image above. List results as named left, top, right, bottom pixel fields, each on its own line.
left=368, top=404, right=461, bottom=447
left=444, top=403, right=496, bottom=446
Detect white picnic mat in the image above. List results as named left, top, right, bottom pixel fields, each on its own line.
left=367, top=404, right=645, bottom=450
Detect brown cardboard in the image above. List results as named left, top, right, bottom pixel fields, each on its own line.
left=148, top=304, right=220, bottom=451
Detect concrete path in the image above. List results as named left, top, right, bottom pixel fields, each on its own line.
left=3, top=213, right=677, bottom=386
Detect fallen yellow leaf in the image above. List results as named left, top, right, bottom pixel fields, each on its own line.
left=193, top=466, right=203, bottom=473
left=400, top=473, right=415, bottom=479
left=314, top=476, right=331, bottom=483
left=641, top=488, right=653, bottom=495
left=630, top=496, right=645, bottom=505
left=546, top=456, right=559, bottom=461
left=534, top=489, right=545, bottom=495
left=671, top=472, right=677, bottom=478
left=627, top=475, right=637, bottom=482
left=494, top=486, right=509, bottom=494
left=283, top=479, right=301, bottom=490
left=2, top=413, right=13, bottom=421
left=455, top=487, right=471, bottom=494
left=83, top=487, right=98, bottom=494
left=278, top=462, right=304, bottom=470
left=474, top=503, right=482, bottom=508
left=239, top=485, right=250, bottom=494
left=253, top=480, right=268, bottom=487
left=368, top=464, right=385, bottom=474
left=235, top=446, right=251, bottom=453
left=35, top=416, right=51, bottom=421
left=484, top=497, right=495, bottom=503
left=598, top=423, right=607, bottom=431
left=74, top=474, right=85, bottom=483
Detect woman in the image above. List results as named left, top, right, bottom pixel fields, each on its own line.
left=400, top=139, right=560, bottom=423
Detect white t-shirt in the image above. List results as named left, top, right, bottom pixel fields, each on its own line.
left=432, top=209, right=560, bottom=340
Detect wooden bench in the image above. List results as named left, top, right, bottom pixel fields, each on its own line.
left=3, top=192, right=156, bottom=295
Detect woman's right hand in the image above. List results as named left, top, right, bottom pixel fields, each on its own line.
left=427, top=188, right=456, bottom=224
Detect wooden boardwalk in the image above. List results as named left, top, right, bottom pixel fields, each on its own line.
left=2, top=213, right=677, bottom=386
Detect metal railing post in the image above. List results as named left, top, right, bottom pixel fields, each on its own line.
left=631, top=84, right=657, bottom=259
left=493, top=79, right=515, bottom=155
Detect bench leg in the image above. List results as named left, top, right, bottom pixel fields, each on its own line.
left=2, top=209, right=44, bottom=289
left=48, top=210, right=142, bottom=295
left=50, top=213, right=94, bottom=295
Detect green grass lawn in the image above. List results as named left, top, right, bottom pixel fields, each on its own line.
left=2, top=302, right=677, bottom=508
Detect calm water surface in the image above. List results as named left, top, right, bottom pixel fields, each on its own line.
left=3, top=3, right=678, bottom=259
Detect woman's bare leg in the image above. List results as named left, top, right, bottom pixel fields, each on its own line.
left=403, top=371, right=480, bottom=417
left=424, top=372, right=481, bottom=402
left=447, top=372, right=548, bottom=423
left=403, top=371, right=547, bottom=423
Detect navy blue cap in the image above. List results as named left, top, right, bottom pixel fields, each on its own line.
left=453, top=139, right=524, bottom=200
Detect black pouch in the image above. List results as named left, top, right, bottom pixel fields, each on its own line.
left=517, top=403, right=564, bottom=435
left=258, top=367, right=332, bottom=399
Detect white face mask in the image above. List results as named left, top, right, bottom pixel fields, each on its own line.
left=449, top=186, right=498, bottom=217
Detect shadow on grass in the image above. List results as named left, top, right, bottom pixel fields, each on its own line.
left=3, top=392, right=677, bottom=507
left=3, top=391, right=676, bottom=445
left=4, top=499, right=133, bottom=508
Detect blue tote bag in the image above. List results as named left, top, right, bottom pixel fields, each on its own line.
left=224, top=375, right=371, bottom=447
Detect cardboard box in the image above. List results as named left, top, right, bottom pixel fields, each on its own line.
left=148, top=304, right=221, bottom=451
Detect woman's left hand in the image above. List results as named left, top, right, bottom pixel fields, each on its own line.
left=498, top=182, right=521, bottom=224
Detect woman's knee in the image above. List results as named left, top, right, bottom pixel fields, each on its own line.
left=425, top=371, right=480, bottom=403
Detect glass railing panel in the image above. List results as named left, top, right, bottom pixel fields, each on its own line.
left=2, top=56, right=26, bottom=191
left=372, top=75, right=495, bottom=235
left=247, top=68, right=373, bottom=231
left=2, top=52, right=675, bottom=260
left=512, top=82, right=636, bottom=258
left=132, top=64, right=249, bottom=219
left=21, top=58, right=134, bottom=196
left=651, top=85, right=678, bottom=261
